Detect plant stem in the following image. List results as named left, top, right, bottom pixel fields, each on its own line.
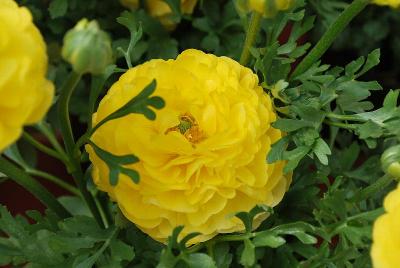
left=36, top=121, right=69, bottom=161
left=290, top=0, right=369, bottom=79
left=240, top=11, right=263, bottom=66
left=326, top=112, right=364, bottom=122
left=57, top=71, right=104, bottom=228
left=57, top=72, right=82, bottom=158
left=324, top=119, right=356, bottom=130
left=22, top=132, right=67, bottom=163
left=350, top=174, right=394, bottom=202
left=27, top=169, right=80, bottom=196
left=0, top=156, right=71, bottom=219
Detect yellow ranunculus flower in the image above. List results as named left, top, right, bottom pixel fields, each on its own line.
left=0, top=0, right=54, bottom=152
left=372, top=0, right=400, bottom=8
left=120, top=0, right=198, bottom=30
left=87, top=49, right=291, bottom=243
left=371, top=184, right=400, bottom=268
left=237, top=0, right=294, bottom=17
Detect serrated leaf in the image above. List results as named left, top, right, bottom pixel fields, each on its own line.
left=283, top=146, right=310, bottom=173
left=268, top=136, right=289, bottom=163
left=357, top=49, right=380, bottom=78
left=313, top=138, right=331, bottom=165
left=88, top=141, right=140, bottom=186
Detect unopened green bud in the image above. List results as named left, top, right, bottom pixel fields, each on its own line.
left=381, top=145, right=400, bottom=179
left=62, top=19, right=113, bottom=75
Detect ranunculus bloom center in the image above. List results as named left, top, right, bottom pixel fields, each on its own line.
left=165, top=113, right=206, bottom=144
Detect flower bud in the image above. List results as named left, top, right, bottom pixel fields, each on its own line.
left=62, top=19, right=113, bottom=75
left=235, top=0, right=294, bottom=18
left=381, top=145, right=400, bottom=179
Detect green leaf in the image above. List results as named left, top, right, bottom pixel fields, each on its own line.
left=93, top=80, right=165, bottom=133
left=273, top=119, right=313, bottom=132
left=357, top=49, right=380, bottom=78
left=88, top=141, right=139, bottom=186
left=267, top=136, right=289, bottom=163
left=213, top=243, right=232, bottom=268
left=313, top=138, right=331, bottom=165
left=110, top=240, right=135, bottom=262
left=186, top=253, right=217, bottom=268
left=58, top=196, right=91, bottom=217
left=240, top=239, right=255, bottom=267
left=283, top=146, right=310, bottom=173
left=253, top=233, right=286, bottom=248
left=48, top=0, right=68, bottom=19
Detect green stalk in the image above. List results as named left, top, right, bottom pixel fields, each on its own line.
left=0, top=156, right=71, bottom=219
left=290, top=0, right=369, bottom=79
left=36, top=121, right=69, bottom=161
left=27, top=169, right=80, bottom=196
left=22, top=132, right=67, bottom=163
left=240, top=11, right=263, bottom=66
left=57, top=72, right=82, bottom=158
left=350, top=174, right=393, bottom=202
left=57, top=71, right=104, bottom=228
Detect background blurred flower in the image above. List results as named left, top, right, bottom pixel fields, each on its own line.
left=120, top=0, right=198, bottom=30
left=236, top=0, right=294, bottom=17
left=87, top=49, right=291, bottom=243
left=0, top=0, right=54, bottom=152
left=371, top=183, right=400, bottom=268
left=372, top=0, right=400, bottom=8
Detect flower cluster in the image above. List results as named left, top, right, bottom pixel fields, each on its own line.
left=0, top=0, right=54, bottom=152
left=371, top=183, right=400, bottom=268
left=87, top=49, right=291, bottom=243
left=120, top=0, right=198, bottom=29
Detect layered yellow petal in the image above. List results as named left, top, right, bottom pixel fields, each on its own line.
left=87, top=49, right=291, bottom=244
left=0, top=0, right=54, bottom=152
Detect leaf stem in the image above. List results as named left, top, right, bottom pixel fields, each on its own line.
left=22, top=132, right=67, bottom=163
left=27, top=169, right=80, bottom=196
left=240, top=11, right=263, bottom=66
left=324, top=119, right=356, bottom=130
left=290, top=0, right=369, bottom=79
left=350, top=174, right=394, bottom=202
left=0, top=156, right=71, bottom=219
left=36, top=121, right=69, bottom=160
left=57, top=71, right=105, bottom=228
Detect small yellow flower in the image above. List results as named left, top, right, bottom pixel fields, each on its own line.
left=87, top=49, right=291, bottom=243
left=120, top=0, right=198, bottom=30
left=372, top=0, right=400, bottom=8
left=236, top=0, right=294, bottom=17
left=371, top=183, right=400, bottom=268
left=0, top=0, right=54, bottom=152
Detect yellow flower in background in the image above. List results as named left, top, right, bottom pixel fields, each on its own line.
left=372, top=0, right=400, bottom=8
left=0, top=0, right=54, bottom=152
left=120, top=0, right=198, bottom=30
left=371, top=184, right=400, bottom=268
left=146, top=0, right=197, bottom=29
left=120, top=0, right=139, bottom=10
left=87, top=49, right=291, bottom=243
left=236, top=0, right=294, bottom=18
